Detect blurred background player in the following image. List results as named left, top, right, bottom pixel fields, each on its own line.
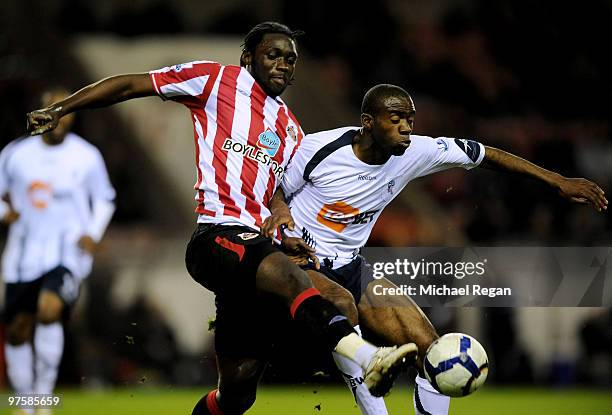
left=263, top=84, right=607, bottom=415
left=25, top=23, right=419, bottom=415
left=1, top=87, right=116, bottom=414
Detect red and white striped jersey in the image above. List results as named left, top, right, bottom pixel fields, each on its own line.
left=150, top=61, right=304, bottom=230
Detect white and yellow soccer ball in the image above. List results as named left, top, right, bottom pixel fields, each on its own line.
left=423, top=333, right=489, bottom=397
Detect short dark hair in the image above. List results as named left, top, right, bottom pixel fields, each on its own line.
left=361, top=84, right=412, bottom=115
left=241, top=21, right=304, bottom=56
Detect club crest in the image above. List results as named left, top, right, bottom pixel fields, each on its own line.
left=237, top=232, right=259, bottom=240
left=286, top=125, right=297, bottom=141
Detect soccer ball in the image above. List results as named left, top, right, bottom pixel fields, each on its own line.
left=423, top=333, right=488, bottom=397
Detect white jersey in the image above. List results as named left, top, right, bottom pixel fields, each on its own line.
left=0, top=133, right=116, bottom=283
left=281, top=127, right=485, bottom=268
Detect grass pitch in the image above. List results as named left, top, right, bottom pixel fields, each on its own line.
left=1, top=385, right=611, bottom=414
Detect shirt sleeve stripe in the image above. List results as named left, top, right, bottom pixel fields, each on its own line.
left=303, top=129, right=357, bottom=181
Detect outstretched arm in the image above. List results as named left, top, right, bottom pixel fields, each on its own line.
left=481, top=146, right=608, bottom=211
left=27, top=73, right=155, bottom=135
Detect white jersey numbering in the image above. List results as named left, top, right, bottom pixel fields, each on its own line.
left=281, top=127, right=485, bottom=268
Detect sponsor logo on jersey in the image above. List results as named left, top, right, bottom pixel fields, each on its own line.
left=256, top=129, right=281, bottom=157
left=286, top=125, right=297, bottom=142
left=316, top=201, right=379, bottom=232
left=28, top=181, right=52, bottom=209
left=301, top=227, right=317, bottom=248
left=358, top=175, right=377, bottom=181
left=436, top=138, right=449, bottom=151
left=454, top=138, right=481, bottom=162
left=237, top=232, right=259, bottom=240
left=222, top=138, right=285, bottom=179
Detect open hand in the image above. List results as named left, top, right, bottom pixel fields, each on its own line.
left=557, top=177, right=608, bottom=212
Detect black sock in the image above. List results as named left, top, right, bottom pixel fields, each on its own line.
left=291, top=288, right=355, bottom=350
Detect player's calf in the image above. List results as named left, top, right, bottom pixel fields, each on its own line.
left=307, top=270, right=359, bottom=326
left=359, top=279, right=439, bottom=370
left=259, top=250, right=415, bottom=397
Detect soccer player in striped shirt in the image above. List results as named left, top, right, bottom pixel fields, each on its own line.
left=26, top=23, right=419, bottom=415
left=264, top=84, right=608, bottom=415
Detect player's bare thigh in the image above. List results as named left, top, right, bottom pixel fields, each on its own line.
left=37, top=290, right=65, bottom=324
left=359, top=277, right=438, bottom=367
left=256, top=252, right=315, bottom=304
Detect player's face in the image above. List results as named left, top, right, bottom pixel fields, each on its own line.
left=371, top=95, right=416, bottom=156
left=248, top=33, right=298, bottom=97
left=42, top=91, right=74, bottom=145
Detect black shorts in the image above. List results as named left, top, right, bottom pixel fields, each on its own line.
left=303, top=256, right=374, bottom=304
left=3, top=266, right=80, bottom=324
left=185, top=223, right=284, bottom=358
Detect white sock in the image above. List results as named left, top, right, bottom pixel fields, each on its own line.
left=34, top=322, right=64, bottom=394
left=5, top=342, right=34, bottom=394
left=414, top=375, right=450, bottom=415
left=335, top=332, right=378, bottom=369
left=333, top=326, right=388, bottom=415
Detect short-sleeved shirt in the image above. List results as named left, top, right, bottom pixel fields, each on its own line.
left=149, top=61, right=304, bottom=230
left=282, top=127, right=485, bottom=268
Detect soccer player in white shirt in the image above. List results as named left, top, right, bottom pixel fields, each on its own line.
left=25, top=23, right=419, bottom=415
left=1, top=88, right=116, bottom=415
left=263, top=84, right=607, bottom=415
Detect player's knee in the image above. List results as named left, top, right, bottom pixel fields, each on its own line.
left=6, top=318, right=34, bottom=345
left=36, top=304, right=63, bottom=324
left=257, top=252, right=313, bottom=296
left=37, top=292, right=64, bottom=324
